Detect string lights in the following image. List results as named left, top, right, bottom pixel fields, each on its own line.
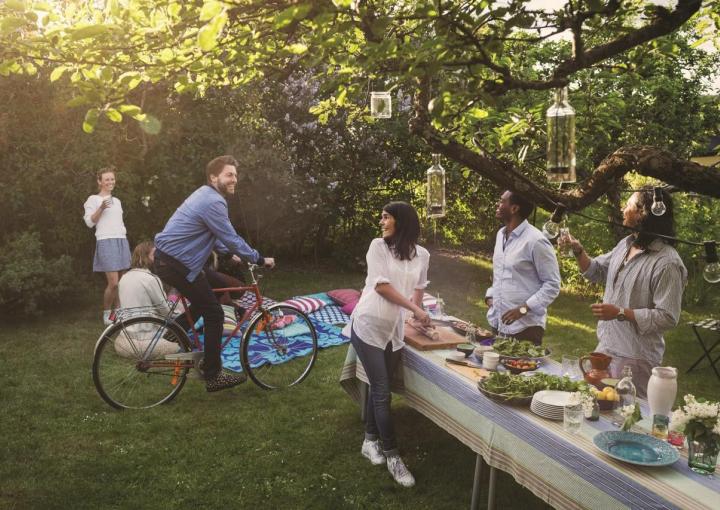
left=562, top=208, right=720, bottom=284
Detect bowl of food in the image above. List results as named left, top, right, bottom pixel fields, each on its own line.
left=594, top=386, right=620, bottom=410
left=502, top=358, right=541, bottom=374
left=474, top=345, right=494, bottom=358
left=449, top=321, right=494, bottom=341
left=493, top=337, right=551, bottom=362
left=456, top=343, right=476, bottom=357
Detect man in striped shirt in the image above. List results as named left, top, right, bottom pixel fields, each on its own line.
left=562, top=188, right=687, bottom=396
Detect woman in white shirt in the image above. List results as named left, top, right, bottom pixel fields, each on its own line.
left=115, top=241, right=179, bottom=359
left=83, top=167, right=131, bottom=325
left=343, top=202, right=431, bottom=488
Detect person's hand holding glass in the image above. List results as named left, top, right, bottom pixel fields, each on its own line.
left=558, top=230, right=583, bottom=258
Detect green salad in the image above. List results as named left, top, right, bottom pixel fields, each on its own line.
left=480, top=372, right=590, bottom=400
left=492, top=338, right=548, bottom=358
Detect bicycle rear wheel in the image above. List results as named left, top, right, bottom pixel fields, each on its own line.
left=241, top=304, right=318, bottom=389
left=92, top=316, right=193, bottom=409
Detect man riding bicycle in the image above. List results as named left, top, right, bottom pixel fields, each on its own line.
left=154, top=155, right=275, bottom=392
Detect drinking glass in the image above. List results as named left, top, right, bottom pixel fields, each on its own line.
left=558, top=227, right=574, bottom=258
left=563, top=404, right=583, bottom=434
left=562, top=355, right=581, bottom=380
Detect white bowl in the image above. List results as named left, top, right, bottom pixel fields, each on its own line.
left=474, top=345, right=494, bottom=357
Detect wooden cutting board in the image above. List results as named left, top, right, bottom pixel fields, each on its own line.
left=445, top=362, right=490, bottom=382
left=404, top=321, right=467, bottom=350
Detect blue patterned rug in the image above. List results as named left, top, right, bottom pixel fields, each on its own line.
left=191, top=317, right=348, bottom=373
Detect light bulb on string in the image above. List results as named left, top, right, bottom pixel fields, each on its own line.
left=703, top=241, right=720, bottom=284
left=542, top=205, right=566, bottom=239
left=651, top=187, right=667, bottom=216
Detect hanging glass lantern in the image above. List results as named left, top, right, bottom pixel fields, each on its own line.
left=426, top=153, right=446, bottom=218
left=546, top=87, right=576, bottom=183
left=370, top=91, right=392, bottom=118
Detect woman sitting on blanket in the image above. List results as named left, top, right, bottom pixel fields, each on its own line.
left=343, top=201, right=431, bottom=488
left=115, top=241, right=180, bottom=358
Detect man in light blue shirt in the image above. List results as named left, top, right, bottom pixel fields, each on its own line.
left=484, top=191, right=561, bottom=344
left=155, top=155, right=275, bottom=392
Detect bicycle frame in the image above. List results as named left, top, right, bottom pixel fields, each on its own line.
left=174, top=264, right=268, bottom=352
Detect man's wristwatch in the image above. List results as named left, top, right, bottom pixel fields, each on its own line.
left=616, top=308, right=626, bottom=322
left=519, top=305, right=528, bottom=315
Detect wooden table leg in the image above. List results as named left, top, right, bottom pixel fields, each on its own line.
left=470, top=453, right=484, bottom=510
left=488, top=465, right=497, bottom=510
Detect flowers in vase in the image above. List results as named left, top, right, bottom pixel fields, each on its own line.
left=670, top=394, right=720, bottom=455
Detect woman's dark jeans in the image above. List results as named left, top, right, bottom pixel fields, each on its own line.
left=350, top=328, right=402, bottom=455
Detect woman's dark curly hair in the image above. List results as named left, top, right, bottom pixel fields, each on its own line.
left=633, top=186, right=676, bottom=248
left=383, top=201, right=421, bottom=261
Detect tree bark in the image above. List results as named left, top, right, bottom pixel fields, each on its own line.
left=409, top=81, right=720, bottom=213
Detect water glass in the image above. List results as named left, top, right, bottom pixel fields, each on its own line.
left=563, top=404, right=583, bottom=434
left=558, top=227, right=573, bottom=258
left=562, top=355, right=581, bottom=380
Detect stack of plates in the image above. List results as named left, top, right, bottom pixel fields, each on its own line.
left=530, top=390, right=574, bottom=420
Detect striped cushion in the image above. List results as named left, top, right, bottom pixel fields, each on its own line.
left=281, top=296, right=325, bottom=314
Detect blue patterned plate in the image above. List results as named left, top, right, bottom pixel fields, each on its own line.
left=593, top=431, right=679, bottom=467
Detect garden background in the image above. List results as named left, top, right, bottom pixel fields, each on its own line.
left=1, top=1, right=720, bottom=508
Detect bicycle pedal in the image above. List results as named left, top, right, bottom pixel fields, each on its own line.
left=165, top=352, right=204, bottom=361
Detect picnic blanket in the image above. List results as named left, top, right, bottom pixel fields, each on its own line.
left=189, top=292, right=350, bottom=372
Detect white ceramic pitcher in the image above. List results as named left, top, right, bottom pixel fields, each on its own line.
left=647, top=366, right=678, bottom=418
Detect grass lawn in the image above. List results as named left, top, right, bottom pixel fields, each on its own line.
left=1, top=250, right=718, bottom=509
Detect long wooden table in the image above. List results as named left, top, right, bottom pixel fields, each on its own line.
left=339, top=344, right=720, bottom=510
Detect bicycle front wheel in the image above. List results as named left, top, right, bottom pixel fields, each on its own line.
left=241, top=304, right=318, bottom=389
left=92, top=316, right=193, bottom=410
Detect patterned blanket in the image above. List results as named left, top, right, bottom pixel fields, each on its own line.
left=191, top=292, right=350, bottom=373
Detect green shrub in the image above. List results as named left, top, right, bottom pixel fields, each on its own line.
left=0, top=232, right=77, bottom=317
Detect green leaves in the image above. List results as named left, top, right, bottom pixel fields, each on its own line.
left=69, top=24, right=110, bottom=41
left=82, top=108, right=99, bottom=133
left=199, top=0, right=224, bottom=21
left=49, top=66, right=67, bottom=82
left=197, top=11, right=227, bottom=51
left=274, top=4, right=312, bottom=29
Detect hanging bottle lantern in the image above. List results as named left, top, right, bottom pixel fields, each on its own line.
left=370, top=91, right=392, bottom=118
left=426, top=153, right=446, bottom=218
left=546, top=87, right=576, bottom=183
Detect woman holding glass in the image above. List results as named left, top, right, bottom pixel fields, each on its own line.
left=83, top=166, right=131, bottom=325
left=343, top=201, right=431, bottom=488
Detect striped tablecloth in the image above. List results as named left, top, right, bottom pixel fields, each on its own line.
left=339, top=345, right=720, bottom=510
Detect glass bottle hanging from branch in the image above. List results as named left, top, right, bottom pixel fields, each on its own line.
left=427, top=153, right=446, bottom=218
left=546, top=87, right=576, bottom=183
left=370, top=91, right=392, bottom=118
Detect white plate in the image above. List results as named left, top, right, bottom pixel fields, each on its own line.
left=533, top=390, right=574, bottom=407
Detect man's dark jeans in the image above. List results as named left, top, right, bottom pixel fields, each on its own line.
left=154, top=250, right=224, bottom=379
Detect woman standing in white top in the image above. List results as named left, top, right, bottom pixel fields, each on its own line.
left=343, top=201, right=431, bottom=488
left=83, top=166, right=131, bottom=325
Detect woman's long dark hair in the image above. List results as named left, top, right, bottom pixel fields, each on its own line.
left=634, top=187, right=676, bottom=248
left=383, top=201, right=421, bottom=261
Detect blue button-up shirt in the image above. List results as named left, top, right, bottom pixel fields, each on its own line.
left=485, top=220, right=561, bottom=335
left=155, top=185, right=261, bottom=282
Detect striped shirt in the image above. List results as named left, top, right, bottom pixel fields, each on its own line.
left=583, top=236, right=687, bottom=366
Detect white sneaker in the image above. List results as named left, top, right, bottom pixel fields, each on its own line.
left=361, top=439, right=386, bottom=465
left=102, top=310, right=112, bottom=326
left=387, top=455, right=415, bottom=487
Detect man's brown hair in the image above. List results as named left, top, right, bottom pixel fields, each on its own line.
left=206, top=155, right=239, bottom=182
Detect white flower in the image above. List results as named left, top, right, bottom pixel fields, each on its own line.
left=620, top=405, right=635, bottom=418
left=670, top=409, right=689, bottom=432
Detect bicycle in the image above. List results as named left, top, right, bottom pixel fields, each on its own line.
left=92, top=264, right=318, bottom=410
